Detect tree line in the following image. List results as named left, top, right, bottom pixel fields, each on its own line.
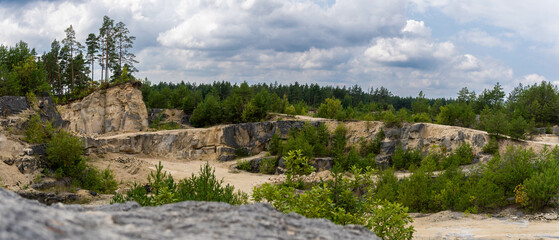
left=0, top=15, right=136, bottom=99
left=141, top=78, right=559, bottom=138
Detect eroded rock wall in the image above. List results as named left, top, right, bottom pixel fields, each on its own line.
left=59, top=83, right=148, bottom=135
left=85, top=120, right=496, bottom=164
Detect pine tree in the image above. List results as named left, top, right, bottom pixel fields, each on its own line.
left=62, top=25, right=83, bottom=92
left=85, top=33, right=98, bottom=85
left=113, top=21, right=137, bottom=79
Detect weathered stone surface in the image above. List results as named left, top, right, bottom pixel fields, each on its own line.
left=313, top=157, right=333, bottom=171
left=59, top=83, right=148, bottom=135
left=0, top=96, right=29, bottom=116
left=15, top=156, right=43, bottom=174
left=381, top=141, right=398, bottom=154
left=17, top=190, right=79, bottom=205
left=472, top=134, right=486, bottom=148
left=0, top=188, right=380, bottom=240
left=37, top=94, right=65, bottom=128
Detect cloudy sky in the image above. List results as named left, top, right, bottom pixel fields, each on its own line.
left=1, top=0, right=557, bottom=98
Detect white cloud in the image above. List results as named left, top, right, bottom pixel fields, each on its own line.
left=458, top=29, right=514, bottom=50
left=519, top=74, right=547, bottom=86
left=410, top=0, right=559, bottom=54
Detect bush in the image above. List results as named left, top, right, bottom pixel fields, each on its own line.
left=253, top=168, right=415, bottom=239
left=46, top=130, right=85, bottom=174
left=516, top=163, right=559, bottom=211
left=268, top=133, right=283, bottom=155
left=112, top=162, right=248, bottom=206
left=331, top=123, right=347, bottom=156
left=481, top=137, right=499, bottom=155
left=259, top=157, right=278, bottom=174
left=369, top=200, right=415, bottom=240
left=236, top=159, right=252, bottom=172
left=24, top=114, right=53, bottom=144
left=391, top=144, right=422, bottom=170
left=316, top=98, right=343, bottom=120
left=360, top=129, right=384, bottom=156
left=284, top=149, right=315, bottom=184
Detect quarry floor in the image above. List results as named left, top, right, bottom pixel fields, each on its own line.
left=85, top=153, right=559, bottom=240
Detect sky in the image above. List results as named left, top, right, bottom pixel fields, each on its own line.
left=1, top=0, right=558, bottom=98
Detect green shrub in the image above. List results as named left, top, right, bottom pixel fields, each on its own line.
left=236, top=159, right=252, bottom=172
left=516, top=162, right=559, bottom=211
left=454, top=143, right=474, bottom=165
left=234, top=148, right=250, bottom=158
left=112, top=162, right=248, bottom=206
left=481, top=137, right=499, bottom=155
left=360, top=129, right=385, bottom=156
left=391, top=144, right=422, bottom=170
left=253, top=168, right=415, bottom=239
left=331, top=123, right=347, bottom=156
left=46, top=130, right=85, bottom=174
left=369, top=200, right=415, bottom=240
left=24, top=114, right=53, bottom=144
left=259, top=157, right=278, bottom=174
left=268, top=133, right=283, bottom=155
left=284, top=150, right=315, bottom=184
left=374, top=168, right=399, bottom=202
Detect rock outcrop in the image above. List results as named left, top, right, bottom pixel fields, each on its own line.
left=59, top=83, right=148, bottom=135
left=0, top=188, right=380, bottom=240
left=84, top=119, right=499, bottom=166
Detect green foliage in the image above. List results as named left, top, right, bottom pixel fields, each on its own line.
left=268, top=133, right=283, bottom=155
left=46, top=130, right=85, bottom=172
left=284, top=149, right=315, bottom=182
left=316, top=97, right=343, bottom=120
left=369, top=200, right=415, bottom=240
left=24, top=114, right=53, bottom=144
left=360, top=128, right=384, bottom=156
left=481, top=137, right=499, bottom=155
left=259, top=157, right=278, bottom=174
left=190, top=94, right=223, bottom=127
left=331, top=123, right=347, bottom=156
left=236, top=159, right=252, bottom=172
left=283, top=122, right=329, bottom=158
left=436, top=102, right=476, bottom=127
left=391, top=144, right=422, bottom=170
left=253, top=168, right=415, bottom=239
left=112, top=162, right=248, bottom=206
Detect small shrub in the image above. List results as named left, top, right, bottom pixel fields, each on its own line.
left=481, top=137, right=499, bottom=155
left=284, top=149, right=315, bottom=184
left=234, top=148, right=250, bottom=158
left=391, top=144, right=422, bottom=170
left=112, top=162, right=248, bottom=206
left=236, top=159, right=252, bottom=172
left=268, top=133, right=283, bottom=155
left=46, top=130, right=85, bottom=174
left=259, top=157, right=278, bottom=174
left=24, top=114, right=53, bottom=144
left=369, top=200, right=415, bottom=240
left=454, top=143, right=474, bottom=165
left=517, top=165, right=559, bottom=211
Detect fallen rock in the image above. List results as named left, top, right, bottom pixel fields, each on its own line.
left=0, top=188, right=380, bottom=240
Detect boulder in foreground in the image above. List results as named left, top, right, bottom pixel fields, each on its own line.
left=0, top=188, right=379, bottom=240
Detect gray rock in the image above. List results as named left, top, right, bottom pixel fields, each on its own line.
left=381, top=141, right=397, bottom=154
left=37, top=95, right=65, bottom=128
left=313, top=157, right=333, bottom=171
left=385, top=129, right=401, bottom=139
left=442, top=137, right=452, bottom=151
left=0, top=188, right=380, bottom=240
left=0, top=96, right=29, bottom=117
left=16, top=156, right=43, bottom=174
left=473, top=134, right=486, bottom=148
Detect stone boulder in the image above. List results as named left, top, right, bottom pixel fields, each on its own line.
left=0, top=188, right=380, bottom=240
left=59, top=83, right=148, bottom=135
left=0, top=96, right=29, bottom=116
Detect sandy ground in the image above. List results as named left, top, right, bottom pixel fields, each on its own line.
left=412, top=211, right=559, bottom=239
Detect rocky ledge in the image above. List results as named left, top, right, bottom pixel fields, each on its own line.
left=0, top=188, right=379, bottom=240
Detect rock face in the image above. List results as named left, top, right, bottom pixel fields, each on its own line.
left=85, top=119, right=496, bottom=166
left=0, top=188, right=380, bottom=240
left=59, top=83, right=148, bottom=135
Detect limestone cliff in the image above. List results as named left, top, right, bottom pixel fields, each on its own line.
left=84, top=120, right=500, bottom=164
left=59, top=83, right=148, bottom=135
